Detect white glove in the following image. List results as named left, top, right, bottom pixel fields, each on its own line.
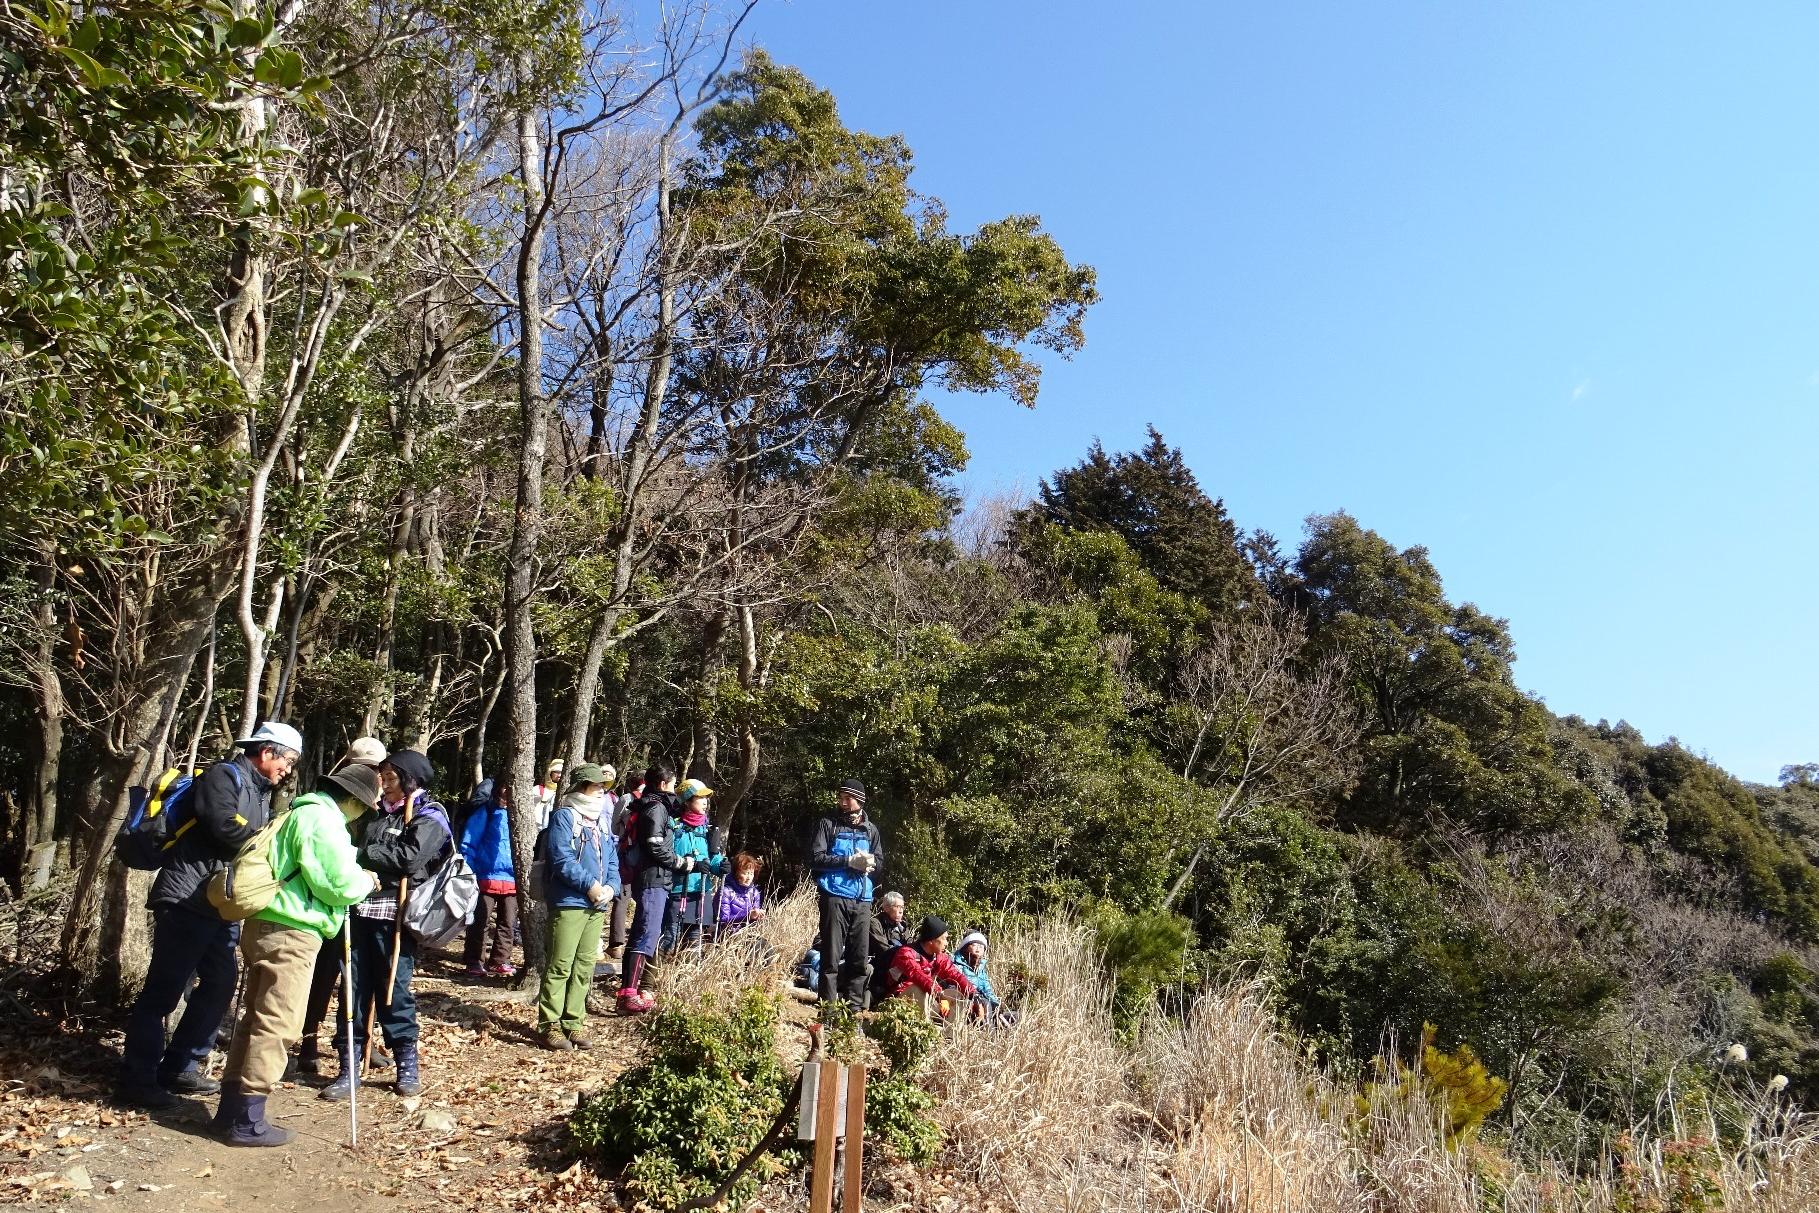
left=588, top=883, right=614, bottom=908
left=845, top=852, right=870, bottom=872
left=681, top=856, right=695, bottom=873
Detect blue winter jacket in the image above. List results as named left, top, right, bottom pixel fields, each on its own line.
left=545, top=798, right=621, bottom=911
left=459, top=781, right=515, bottom=886
left=810, top=813, right=882, bottom=902
left=669, top=817, right=727, bottom=898
left=954, top=956, right=999, bottom=1008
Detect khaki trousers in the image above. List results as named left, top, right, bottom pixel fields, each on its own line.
left=222, top=918, right=323, bottom=1096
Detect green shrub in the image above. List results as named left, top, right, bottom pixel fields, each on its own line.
left=1090, top=904, right=1191, bottom=1029
left=571, top=988, right=791, bottom=1211
left=862, top=996, right=942, bottom=1162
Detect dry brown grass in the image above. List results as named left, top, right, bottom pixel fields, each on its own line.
left=647, top=884, right=821, bottom=1007
left=916, top=918, right=1819, bottom=1213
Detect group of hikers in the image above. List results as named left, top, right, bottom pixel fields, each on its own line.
left=113, top=725, right=1012, bottom=1150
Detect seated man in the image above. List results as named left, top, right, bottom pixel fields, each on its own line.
left=866, top=891, right=909, bottom=1007
left=880, top=915, right=976, bottom=1021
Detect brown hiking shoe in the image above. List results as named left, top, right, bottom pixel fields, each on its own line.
left=567, top=1030, right=592, bottom=1051
left=539, top=1026, right=572, bottom=1052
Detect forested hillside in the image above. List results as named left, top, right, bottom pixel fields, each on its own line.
left=3, top=0, right=1815, bottom=1159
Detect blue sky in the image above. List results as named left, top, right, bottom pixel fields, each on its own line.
left=739, top=1, right=1819, bottom=783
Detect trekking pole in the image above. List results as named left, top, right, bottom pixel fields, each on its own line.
left=695, top=867, right=708, bottom=960
left=342, top=925, right=358, bottom=1148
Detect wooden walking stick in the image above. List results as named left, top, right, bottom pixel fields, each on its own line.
left=383, top=797, right=415, bottom=1008
left=360, top=795, right=414, bottom=1076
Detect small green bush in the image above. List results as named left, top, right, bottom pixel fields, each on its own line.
left=862, top=996, right=942, bottom=1162
left=571, top=988, right=790, bottom=1211
left=1091, top=904, right=1191, bottom=1029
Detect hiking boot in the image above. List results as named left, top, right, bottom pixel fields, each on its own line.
left=616, top=987, right=654, bottom=1015
left=606, top=944, right=625, bottom=962
left=368, top=1043, right=393, bottom=1071
left=566, top=1029, right=592, bottom=1051
left=226, top=1094, right=294, bottom=1148
left=540, top=1026, right=572, bottom=1052
left=318, top=1046, right=358, bottom=1103
left=485, top=962, right=517, bottom=978
left=295, top=1037, right=321, bottom=1077
left=117, top=1082, right=180, bottom=1111
left=211, top=1082, right=240, bottom=1135
left=463, top=964, right=487, bottom=978
left=394, top=1042, right=421, bottom=1098
left=164, top=1069, right=220, bottom=1096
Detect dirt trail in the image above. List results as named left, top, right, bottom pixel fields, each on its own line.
left=3, top=949, right=633, bottom=1211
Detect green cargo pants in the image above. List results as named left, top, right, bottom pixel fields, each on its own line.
left=539, top=906, right=606, bottom=1032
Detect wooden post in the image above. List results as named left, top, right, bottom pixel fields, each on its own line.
left=809, top=1059, right=841, bottom=1213
left=841, top=1064, right=867, bottom=1213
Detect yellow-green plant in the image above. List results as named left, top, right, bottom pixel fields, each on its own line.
left=1360, top=1022, right=1508, bottom=1149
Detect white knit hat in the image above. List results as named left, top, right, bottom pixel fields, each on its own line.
left=958, top=931, right=987, bottom=956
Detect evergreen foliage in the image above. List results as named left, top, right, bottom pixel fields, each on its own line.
left=570, top=989, right=791, bottom=1210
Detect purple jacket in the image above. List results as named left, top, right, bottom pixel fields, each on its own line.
left=719, top=879, right=762, bottom=927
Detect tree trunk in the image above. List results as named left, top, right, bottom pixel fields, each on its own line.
left=558, top=132, right=685, bottom=764
left=715, top=600, right=762, bottom=833
left=60, top=597, right=218, bottom=996
left=25, top=556, right=66, bottom=891
left=505, top=78, right=550, bottom=980
left=365, top=425, right=418, bottom=733
left=565, top=614, right=612, bottom=768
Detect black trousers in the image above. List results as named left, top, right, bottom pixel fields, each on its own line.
left=609, top=888, right=630, bottom=949
left=120, top=907, right=239, bottom=1088
left=817, top=894, right=873, bottom=1010
left=350, top=914, right=419, bottom=1049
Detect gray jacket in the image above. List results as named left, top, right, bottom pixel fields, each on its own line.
left=148, top=752, right=273, bottom=914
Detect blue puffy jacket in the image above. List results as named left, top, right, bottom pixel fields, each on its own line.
left=544, top=799, right=621, bottom=911
left=954, top=956, right=998, bottom=1008
left=459, top=781, right=515, bottom=886
left=669, top=818, right=727, bottom=898
left=810, top=813, right=882, bottom=902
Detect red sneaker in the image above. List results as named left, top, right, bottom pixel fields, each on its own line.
left=485, top=963, right=517, bottom=978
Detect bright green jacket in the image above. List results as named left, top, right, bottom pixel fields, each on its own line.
left=254, top=791, right=373, bottom=939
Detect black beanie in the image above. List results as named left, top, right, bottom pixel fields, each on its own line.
left=385, top=748, right=433, bottom=793
left=917, top=915, right=949, bottom=945
left=838, top=778, right=867, bottom=802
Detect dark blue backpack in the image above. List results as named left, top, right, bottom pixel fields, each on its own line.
left=114, top=762, right=241, bottom=870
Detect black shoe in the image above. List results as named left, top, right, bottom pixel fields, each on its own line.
left=117, top=1084, right=181, bottom=1111
left=163, top=1070, right=221, bottom=1095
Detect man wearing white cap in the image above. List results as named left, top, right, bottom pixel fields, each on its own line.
left=117, top=722, right=301, bottom=1110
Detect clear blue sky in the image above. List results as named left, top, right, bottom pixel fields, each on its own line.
left=739, top=1, right=1819, bottom=784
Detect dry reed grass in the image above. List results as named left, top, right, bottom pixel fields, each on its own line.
left=648, top=884, right=820, bottom=1013
left=917, top=917, right=1819, bottom=1213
